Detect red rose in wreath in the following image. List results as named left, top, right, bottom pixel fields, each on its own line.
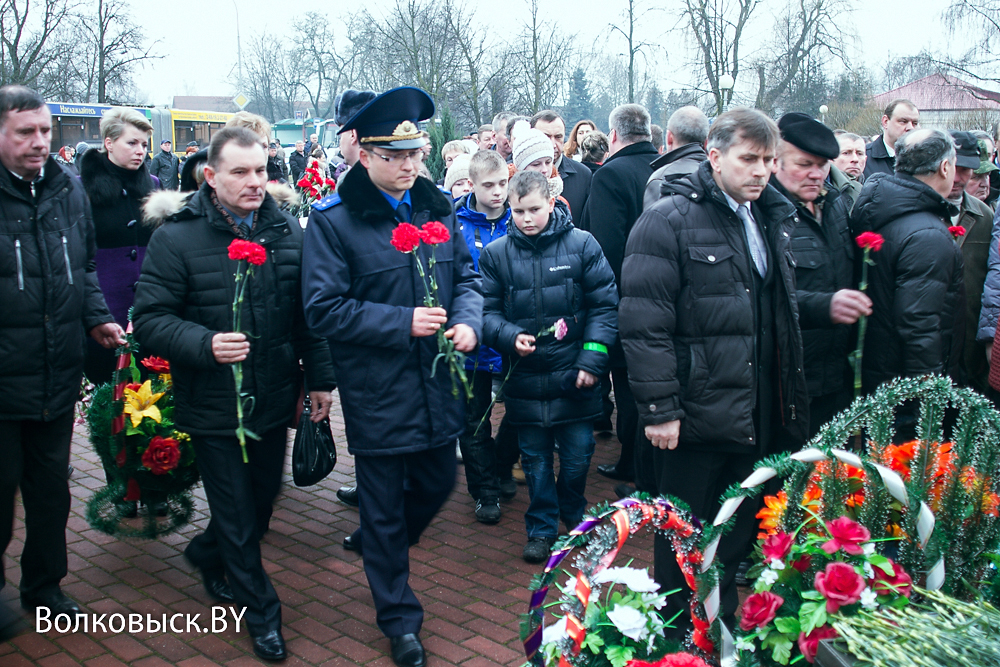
left=739, top=590, right=784, bottom=631
left=814, top=561, right=865, bottom=612
left=869, top=558, right=912, bottom=598
left=797, top=625, right=838, bottom=663
left=141, top=356, right=170, bottom=373
left=142, top=436, right=181, bottom=475
left=821, top=516, right=870, bottom=555
left=626, top=652, right=711, bottom=667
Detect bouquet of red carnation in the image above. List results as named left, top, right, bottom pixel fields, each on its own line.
left=227, top=239, right=268, bottom=462
left=292, top=163, right=336, bottom=218
left=390, top=221, right=473, bottom=400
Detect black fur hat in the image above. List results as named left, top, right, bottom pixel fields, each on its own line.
left=335, top=89, right=377, bottom=127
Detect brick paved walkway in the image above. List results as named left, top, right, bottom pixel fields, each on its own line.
left=2, top=395, right=655, bottom=666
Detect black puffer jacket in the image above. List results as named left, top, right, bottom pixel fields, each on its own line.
left=619, top=161, right=809, bottom=448
left=774, top=178, right=855, bottom=397
left=480, top=205, right=618, bottom=427
left=851, top=172, right=964, bottom=393
left=132, top=184, right=336, bottom=437
left=0, top=158, right=114, bottom=420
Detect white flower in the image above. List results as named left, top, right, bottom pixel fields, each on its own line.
left=860, top=587, right=878, bottom=610
left=542, top=616, right=568, bottom=645
left=759, top=567, right=779, bottom=587
left=735, top=635, right=756, bottom=653
left=641, top=592, right=667, bottom=610
left=593, top=567, right=660, bottom=593
left=769, top=558, right=786, bottom=571
left=607, top=604, right=649, bottom=642
left=863, top=562, right=875, bottom=579
left=862, top=542, right=876, bottom=556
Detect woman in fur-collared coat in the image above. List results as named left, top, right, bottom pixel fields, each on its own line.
left=79, top=108, right=158, bottom=384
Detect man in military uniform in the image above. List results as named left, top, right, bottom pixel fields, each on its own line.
left=773, top=113, right=870, bottom=437
left=301, top=87, right=482, bottom=667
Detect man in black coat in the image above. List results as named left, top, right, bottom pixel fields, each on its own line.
left=150, top=139, right=180, bottom=189
left=288, top=140, right=307, bottom=182
left=580, top=104, right=660, bottom=489
left=133, top=127, right=335, bottom=662
left=531, top=110, right=592, bottom=220
left=265, top=142, right=286, bottom=182
left=773, top=113, right=871, bottom=437
left=643, top=106, right=709, bottom=211
left=301, top=88, right=482, bottom=667
left=852, top=129, right=964, bottom=410
left=864, top=99, right=919, bottom=178
left=0, top=86, right=124, bottom=630
left=620, top=108, right=809, bottom=632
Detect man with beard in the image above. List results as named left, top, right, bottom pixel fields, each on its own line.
left=619, top=108, right=808, bottom=632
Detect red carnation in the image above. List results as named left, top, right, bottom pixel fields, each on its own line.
left=228, top=239, right=267, bottom=266
left=949, top=225, right=966, bottom=239
left=297, top=177, right=310, bottom=188
left=391, top=223, right=423, bottom=253
left=140, top=357, right=170, bottom=373
left=420, top=221, right=450, bottom=245
left=141, top=436, right=181, bottom=475
left=797, top=625, right=838, bottom=663
left=821, top=516, right=871, bottom=555
left=739, top=591, right=784, bottom=631
left=869, top=558, right=912, bottom=598
left=856, top=231, right=884, bottom=251
left=814, top=561, right=865, bottom=612
left=325, top=178, right=337, bottom=188
left=761, top=532, right=793, bottom=563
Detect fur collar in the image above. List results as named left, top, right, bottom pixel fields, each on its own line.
left=79, top=148, right=154, bottom=206
left=142, top=181, right=296, bottom=228
left=338, top=163, right=454, bottom=224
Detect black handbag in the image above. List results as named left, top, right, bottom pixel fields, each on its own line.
left=291, top=396, right=337, bottom=487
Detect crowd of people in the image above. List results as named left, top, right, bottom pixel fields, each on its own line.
left=1, top=78, right=999, bottom=667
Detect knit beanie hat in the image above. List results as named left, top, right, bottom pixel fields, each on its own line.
left=444, top=154, right=472, bottom=191
left=512, top=129, right=553, bottom=171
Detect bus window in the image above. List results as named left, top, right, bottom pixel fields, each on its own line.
left=51, top=116, right=102, bottom=154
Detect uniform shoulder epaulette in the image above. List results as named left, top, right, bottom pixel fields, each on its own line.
left=312, top=193, right=342, bottom=211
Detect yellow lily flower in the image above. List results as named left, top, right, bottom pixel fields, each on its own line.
left=123, top=380, right=164, bottom=428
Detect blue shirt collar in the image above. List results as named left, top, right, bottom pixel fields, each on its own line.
left=379, top=189, right=412, bottom=211
left=222, top=206, right=254, bottom=230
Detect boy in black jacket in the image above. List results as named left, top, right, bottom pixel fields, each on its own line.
left=480, top=170, right=619, bottom=563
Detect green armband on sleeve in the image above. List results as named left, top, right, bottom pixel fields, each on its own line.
left=583, top=342, right=608, bottom=354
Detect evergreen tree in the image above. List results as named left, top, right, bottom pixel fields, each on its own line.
left=426, top=105, right=457, bottom=182
left=645, top=83, right=665, bottom=128
left=563, top=68, right=594, bottom=127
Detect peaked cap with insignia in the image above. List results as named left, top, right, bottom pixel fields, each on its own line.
left=337, top=86, right=435, bottom=150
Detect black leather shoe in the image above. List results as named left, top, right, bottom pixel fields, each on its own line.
left=343, top=530, right=362, bottom=554
left=597, top=463, right=633, bottom=481
left=390, top=633, right=426, bottom=667
left=252, top=629, right=287, bottom=661
left=337, top=486, right=360, bottom=507
left=202, top=570, right=235, bottom=602
left=184, top=553, right=235, bottom=602
left=20, top=589, right=82, bottom=616
left=614, top=483, right=636, bottom=500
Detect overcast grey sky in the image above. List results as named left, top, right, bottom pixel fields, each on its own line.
left=129, top=0, right=953, bottom=107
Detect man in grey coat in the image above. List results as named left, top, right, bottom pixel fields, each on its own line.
left=643, top=106, right=709, bottom=211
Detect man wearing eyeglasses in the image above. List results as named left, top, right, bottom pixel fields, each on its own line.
left=301, top=87, right=482, bottom=667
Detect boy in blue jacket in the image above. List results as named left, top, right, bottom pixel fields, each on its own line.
left=456, top=150, right=512, bottom=524
left=480, top=170, right=618, bottom=563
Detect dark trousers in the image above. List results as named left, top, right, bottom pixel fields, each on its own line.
left=458, top=370, right=500, bottom=500
left=0, top=413, right=74, bottom=599
left=185, top=427, right=287, bottom=636
left=495, top=414, right=519, bottom=479
left=610, top=366, right=639, bottom=479
left=651, top=446, right=758, bottom=635
left=808, top=389, right=851, bottom=440
left=355, top=443, right=456, bottom=637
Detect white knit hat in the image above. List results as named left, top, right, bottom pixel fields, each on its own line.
left=512, top=129, right=553, bottom=171
left=444, top=154, right=472, bottom=191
